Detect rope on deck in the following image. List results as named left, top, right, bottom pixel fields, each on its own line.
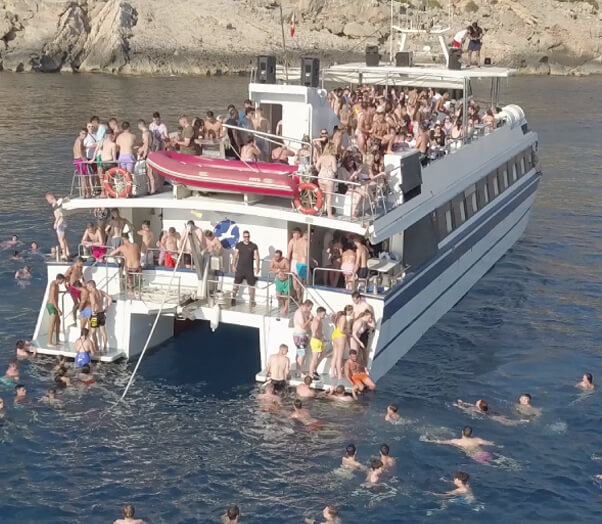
left=118, top=225, right=191, bottom=402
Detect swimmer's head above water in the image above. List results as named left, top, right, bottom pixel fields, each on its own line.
left=380, top=444, right=390, bottom=456
left=476, top=399, right=489, bottom=412
left=264, top=382, right=275, bottom=394
left=584, top=373, right=593, bottom=385
left=346, top=444, right=357, bottom=457
left=294, top=399, right=303, bottom=410
left=225, top=504, right=240, bottom=522
left=370, top=458, right=384, bottom=471
left=323, top=505, right=338, bottom=521
left=462, top=426, right=473, bottom=438
left=518, top=393, right=532, bottom=405
left=303, top=375, right=313, bottom=386
left=454, top=471, right=469, bottom=487
left=334, top=385, right=346, bottom=395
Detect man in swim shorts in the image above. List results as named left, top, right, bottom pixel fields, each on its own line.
left=115, top=121, right=137, bottom=172
left=265, top=344, right=290, bottom=393
left=353, top=236, right=369, bottom=282
left=429, top=426, right=496, bottom=462
left=308, top=306, right=326, bottom=380
left=87, top=279, right=113, bottom=353
left=343, top=349, right=376, bottom=392
left=73, top=128, right=91, bottom=197
left=47, top=274, right=65, bottom=348
left=78, top=281, right=93, bottom=330
left=293, top=300, right=313, bottom=377
left=269, top=250, right=291, bottom=316
left=287, top=227, right=308, bottom=301
left=109, top=234, right=142, bottom=293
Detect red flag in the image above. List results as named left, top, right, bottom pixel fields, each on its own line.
left=290, top=13, right=295, bottom=37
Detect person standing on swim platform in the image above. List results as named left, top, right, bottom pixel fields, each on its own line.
left=46, top=274, right=65, bottom=348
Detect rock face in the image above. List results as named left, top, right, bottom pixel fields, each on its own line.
left=0, top=0, right=601, bottom=75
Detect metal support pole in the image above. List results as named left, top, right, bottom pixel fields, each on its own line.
left=279, top=3, right=289, bottom=83
left=462, top=76, right=469, bottom=139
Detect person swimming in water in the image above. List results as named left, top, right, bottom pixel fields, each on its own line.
left=342, top=443, right=366, bottom=471
left=576, top=373, right=594, bottom=390
left=77, top=364, right=95, bottom=386
left=221, top=504, right=240, bottom=523
left=385, top=404, right=401, bottom=423
left=455, top=398, right=528, bottom=426
left=14, top=266, right=31, bottom=280
left=257, top=382, right=282, bottom=412
left=290, top=399, right=320, bottom=428
left=432, top=471, right=475, bottom=502
left=516, top=393, right=542, bottom=417
left=326, top=384, right=358, bottom=402
left=429, top=426, right=496, bottom=463
left=42, top=388, right=58, bottom=403
left=4, top=359, right=19, bottom=382
left=379, top=444, right=395, bottom=471
left=296, top=375, right=317, bottom=399
left=304, top=505, right=341, bottom=524
left=366, top=458, right=384, bottom=484
left=15, top=339, right=37, bottom=359
left=2, top=234, right=20, bottom=248
left=113, top=503, right=147, bottom=524
left=14, top=383, right=27, bottom=405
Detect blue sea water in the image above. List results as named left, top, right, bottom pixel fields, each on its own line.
left=0, top=73, right=600, bottom=523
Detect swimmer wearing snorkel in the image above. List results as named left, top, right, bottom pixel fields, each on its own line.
left=429, top=426, right=496, bottom=463
left=385, top=404, right=400, bottom=422
left=576, top=373, right=594, bottom=391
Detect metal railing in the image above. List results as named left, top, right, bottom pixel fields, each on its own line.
left=69, top=161, right=156, bottom=199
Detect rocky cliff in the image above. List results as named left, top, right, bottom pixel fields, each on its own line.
left=0, top=0, right=600, bottom=75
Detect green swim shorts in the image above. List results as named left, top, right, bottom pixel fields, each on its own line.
left=275, top=277, right=291, bottom=295
left=46, top=303, right=58, bottom=315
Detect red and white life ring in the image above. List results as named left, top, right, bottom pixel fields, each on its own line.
left=103, top=167, right=132, bottom=198
left=293, top=182, right=323, bottom=215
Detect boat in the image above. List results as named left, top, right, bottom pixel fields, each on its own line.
left=147, top=151, right=300, bottom=198
left=29, top=23, right=542, bottom=390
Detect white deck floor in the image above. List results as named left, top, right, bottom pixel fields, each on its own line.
left=31, top=338, right=125, bottom=362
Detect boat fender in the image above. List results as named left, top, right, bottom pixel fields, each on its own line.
left=293, top=182, right=323, bottom=215
left=74, top=351, right=91, bottom=367
left=103, top=167, right=133, bottom=198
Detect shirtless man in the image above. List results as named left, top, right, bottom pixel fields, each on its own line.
left=287, top=228, right=308, bottom=299
left=98, top=128, right=118, bottom=184
left=265, top=344, right=290, bottom=393
left=116, top=121, right=137, bottom=173
left=269, top=250, right=291, bottom=316
left=204, top=230, right=223, bottom=255
left=343, top=349, right=376, bottom=392
left=137, top=220, right=155, bottom=268
left=109, top=234, right=142, bottom=293
left=252, top=107, right=270, bottom=159
left=308, top=306, right=326, bottom=380
left=203, top=111, right=223, bottom=140
left=326, top=384, right=358, bottom=402
left=14, top=266, right=31, bottom=280
left=271, top=141, right=295, bottom=164
left=385, top=404, right=401, bottom=423
left=415, top=123, right=430, bottom=166
left=106, top=209, right=133, bottom=250
left=45, top=193, right=70, bottom=261
left=161, top=227, right=181, bottom=267
left=379, top=444, right=395, bottom=470
left=221, top=505, right=240, bottom=524
left=4, top=359, right=19, bottom=382
left=576, top=373, right=594, bottom=390
left=257, top=382, right=282, bottom=411
left=64, top=257, right=86, bottom=323
left=47, top=273, right=65, bottom=347
left=430, top=426, right=496, bottom=463
left=290, top=399, right=320, bottom=427
left=15, top=339, right=37, bottom=359
left=432, top=471, right=474, bottom=502
left=454, top=399, right=528, bottom=426
left=342, top=443, right=365, bottom=470
left=516, top=393, right=542, bottom=417
left=87, top=279, right=113, bottom=353
left=137, top=119, right=156, bottom=193
left=78, top=281, right=92, bottom=330
left=114, top=503, right=146, bottom=524
left=366, top=459, right=384, bottom=484
left=293, top=300, right=313, bottom=377
left=296, top=375, right=317, bottom=399
left=73, top=128, right=91, bottom=197
left=14, top=384, right=27, bottom=405
left=240, top=137, right=261, bottom=162
left=352, top=237, right=369, bottom=283
left=81, top=222, right=106, bottom=261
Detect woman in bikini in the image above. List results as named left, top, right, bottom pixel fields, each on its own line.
left=315, top=142, right=337, bottom=218
left=330, top=304, right=353, bottom=379
left=340, top=243, right=357, bottom=291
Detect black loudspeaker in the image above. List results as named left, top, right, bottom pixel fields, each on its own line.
left=365, top=46, right=380, bottom=67
left=484, top=57, right=492, bottom=65
left=301, top=57, right=320, bottom=87
left=448, top=48, right=461, bottom=70
left=399, top=150, right=423, bottom=200
left=256, top=55, right=276, bottom=84
left=395, top=51, right=413, bottom=67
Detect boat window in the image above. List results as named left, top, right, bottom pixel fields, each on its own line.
left=452, top=195, right=465, bottom=227
left=511, top=159, right=518, bottom=182
left=445, top=209, right=453, bottom=233
left=520, top=154, right=526, bottom=176
left=503, top=167, right=509, bottom=189
left=493, top=176, right=499, bottom=196
left=464, top=184, right=477, bottom=219
left=471, top=192, right=478, bottom=215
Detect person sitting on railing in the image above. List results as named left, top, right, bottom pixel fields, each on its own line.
left=269, top=249, right=291, bottom=317
left=105, top=209, right=133, bottom=250
left=109, top=234, right=142, bottom=294
left=343, top=349, right=376, bottom=393
left=81, top=221, right=107, bottom=261
left=315, top=142, right=337, bottom=219
left=73, top=128, right=92, bottom=198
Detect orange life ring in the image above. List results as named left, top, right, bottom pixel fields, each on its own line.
left=293, top=182, right=324, bottom=215
left=103, top=167, right=132, bottom=198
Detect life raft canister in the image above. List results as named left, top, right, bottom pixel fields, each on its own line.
left=293, top=182, right=323, bottom=215
left=103, top=167, right=132, bottom=198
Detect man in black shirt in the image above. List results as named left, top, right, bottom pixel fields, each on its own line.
left=231, top=230, right=260, bottom=307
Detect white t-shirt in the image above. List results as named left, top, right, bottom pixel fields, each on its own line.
left=83, top=133, right=97, bottom=159
left=453, top=29, right=468, bottom=43
left=149, top=122, right=168, bottom=150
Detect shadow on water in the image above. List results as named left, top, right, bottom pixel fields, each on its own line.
left=135, top=321, right=261, bottom=393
